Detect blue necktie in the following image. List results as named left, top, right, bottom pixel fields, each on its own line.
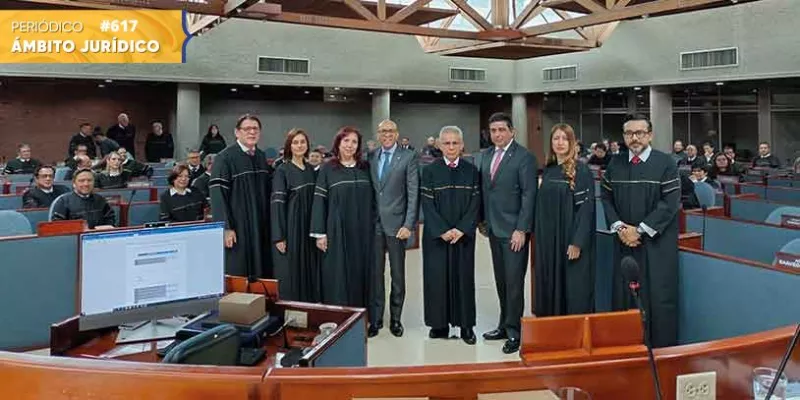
left=379, top=151, right=391, bottom=181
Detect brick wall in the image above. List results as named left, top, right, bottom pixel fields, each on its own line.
left=0, top=78, right=175, bottom=164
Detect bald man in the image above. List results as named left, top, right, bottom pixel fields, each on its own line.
left=368, top=119, right=419, bottom=339
left=107, top=113, right=137, bottom=158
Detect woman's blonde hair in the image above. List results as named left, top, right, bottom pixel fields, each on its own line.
left=547, top=124, right=578, bottom=190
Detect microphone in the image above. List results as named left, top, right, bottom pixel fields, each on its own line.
left=127, top=189, right=138, bottom=205
left=701, top=204, right=708, bottom=251
left=765, top=323, right=800, bottom=400
left=621, top=256, right=664, bottom=400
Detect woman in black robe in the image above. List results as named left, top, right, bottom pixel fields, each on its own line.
left=271, top=128, right=321, bottom=303
left=310, top=127, right=375, bottom=308
left=51, top=169, right=116, bottom=229
left=200, top=124, right=227, bottom=156
left=534, top=123, right=595, bottom=317
left=159, top=164, right=207, bottom=223
left=209, top=115, right=273, bottom=279
left=94, top=152, right=130, bottom=189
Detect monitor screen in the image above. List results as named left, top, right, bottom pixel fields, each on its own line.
left=79, top=222, right=225, bottom=330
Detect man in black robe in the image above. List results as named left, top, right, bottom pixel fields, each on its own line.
left=601, top=113, right=681, bottom=348
left=68, top=123, right=97, bottom=159
left=187, top=150, right=206, bottom=182
left=22, top=165, right=69, bottom=209
left=144, top=121, right=175, bottom=162
left=209, top=115, right=273, bottom=279
left=106, top=113, right=136, bottom=158
left=421, top=126, right=480, bottom=345
left=191, top=154, right=214, bottom=199
left=4, top=144, right=41, bottom=175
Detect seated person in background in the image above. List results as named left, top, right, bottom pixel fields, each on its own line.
left=93, top=130, right=120, bottom=157
left=199, top=124, right=227, bottom=156
left=587, top=143, right=611, bottom=168
left=22, top=165, right=70, bottom=209
left=3, top=143, right=41, bottom=174
left=94, top=152, right=130, bottom=189
left=671, top=140, right=687, bottom=165
left=752, top=142, right=782, bottom=169
left=186, top=149, right=205, bottom=182
left=51, top=169, right=116, bottom=229
left=272, top=148, right=286, bottom=169
left=118, top=147, right=153, bottom=178
left=159, top=164, right=207, bottom=222
left=711, top=153, right=742, bottom=181
left=680, top=172, right=700, bottom=210
left=144, top=121, right=174, bottom=163
left=64, top=155, right=93, bottom=181
left=399, top=137, right=414, bottom=151
left=190, top=154, right=214, bottom=199
left=608, top=141, right=621, bottom=156
left=701, top=141, right=716, bottom=166
left=690, top=164, right=720, bottom=190
left=421, top=137, right=442, bottom=158
left=65, top=144, right=88, bottom=170
left=308, top=149, right=323, bottom=172
left=679, top=144, right=703, bottom=168
left=722, top=145, right=746, bottom=175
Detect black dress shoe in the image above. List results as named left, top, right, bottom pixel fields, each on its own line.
left=390, top=321, right=404, bottom=337
left=429, top=328, right=449, bottom=339
left=482, top=329, right=507, bottom=341
left=502, top=338, right=520, bottom=354
left=367, top=324, right=380, bottom=338
left=460, top=328, right=476, bottom=345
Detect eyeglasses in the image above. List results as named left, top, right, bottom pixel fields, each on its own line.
left=38, top=174, right=54, bottom=179
left=240, top=127, right=260, bottom=132
left=623, top=130, right=651, bottom=139
left=440, top=141, right=461, bottom=146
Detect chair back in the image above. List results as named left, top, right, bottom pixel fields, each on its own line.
left=0, top=210, right=33, bottom=236
left=162, top=324, right=240, bottom=366
left=765, top=206, right=800, bottom=225
left=54, top=167, right=71, bottom=182
left=693, top=181, right=717, bottom=208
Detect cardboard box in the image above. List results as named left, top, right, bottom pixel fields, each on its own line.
left=218, top=293, right=266, bottom=325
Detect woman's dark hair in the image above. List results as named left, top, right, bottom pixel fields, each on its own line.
left=710, top=152, right=731, bottom=178
left=205, top=124, right=220, bottom=138
left=72, top=168, right=95, bottom=182
left=34, top=164, right=55, bottom=178
left=235, top=114, right=261, bottom=130
left=282, top=128, right=311, bottom=160
left=168, top=164, right=191, bottom=186
left=330, top=126, right=368, bottom=169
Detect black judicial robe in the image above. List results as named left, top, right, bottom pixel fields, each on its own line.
left=188, top=165, right=206, bottom=183
left=51, top=191, right=116, bottom=229
left=144, top=132, right=175, bottom=162
left=601, top=149, right=680, bottom=348
left=3, top=158, right=40, bottom=175
left=533, top=162, right=595, bottom=317
left=310, top=162, right=375, bottom=308
left=122, top=159, right=152, bottom=178
left=209, top=145, right=273, bottom=279
left=158, top=189, right=206, bottom=223
left=271, top=161, right=321, bottom=303
left=94, top=171, right=130, bottom=189
left=22, top=185, right=70, bottom=209
left=191, top=173, right=211, bottom=199
left=200, top=135, right=227, bottom=155
left=420, top=159, right=480, bottom=329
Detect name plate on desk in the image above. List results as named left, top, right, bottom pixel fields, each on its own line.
left=780, top=215, right=800, bottom=229
left=774, top=252, right=800, bottom=270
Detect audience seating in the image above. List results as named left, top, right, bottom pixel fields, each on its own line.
left=0, top=195, right=23, bottom=210
left=0, top=211, right=33, bottom=236
left=693, top=182, right=717, bottom=208
left=17, top=209, right=49, bottom=233
left=127, top=201, right=160, bottom=226
left=54, top=167, right=71, bottom=182
left=765, top=206, right=800, bottom=225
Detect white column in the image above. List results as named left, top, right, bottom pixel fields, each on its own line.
left=371, top=89, right=391, bottom=131
left=649, top=86, right=673, bottom=153
left=512, top=93, right=528, bottom=148
left=175, top=83, right=201, bottom=160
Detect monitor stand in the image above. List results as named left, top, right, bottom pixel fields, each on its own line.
left=116, top=317, right=190, bottom=344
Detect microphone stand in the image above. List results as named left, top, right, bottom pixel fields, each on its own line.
left=765, top=323, right=800, bottom=400
left=630, top=282, right=664, bottom=400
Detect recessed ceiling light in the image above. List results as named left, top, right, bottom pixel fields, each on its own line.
left=634, top=87, right=642, bottom=91
left=343, top=96, right=347, bottom=100
left=637, top=94, right=643, bottom=98
left=435, top=90, right=441, bottom=94
left=618, top=92, right=623, bottom=96
left=98, top=84, right=106, bottom=88
left=600, top=89, right=607, bottom=93
left=329, top=94, right=335, bottom=98
left=369, top=91, right=373, bottom=95
left=752, top=89, right=758, bottom=93
left=715, top=82, right=724, bottom=86
left=304, top=90, right=310, bottom=94
left=452, top=94, right=457, bottom=98
left=398, top=92, right=404, bottom=97
left=464, top=92, right=470, bottom=95
left=544, top=92, right=549, bottom=95
left=570, top=90, right=576, bottom=94
left=253, top=84, right=260, bottom=88
left=105, top=79, right=113, bottom=83
left=230, top=88, right=237, bottom=92
left=497, top=94, right=502, bottom=98
left=334, top=87, right=340, bottom=91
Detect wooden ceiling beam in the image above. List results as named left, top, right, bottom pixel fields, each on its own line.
left=511, top=1, right=543, bottom=29
left=342, top=0, right=380, bottom=22
left=552, top=9, right=592, bottom=41
left=574, top=0, right=607, bottom=14
left=385, top=0, right=433, bottom=23
left=267, top=11, right=482, bottom=40
left=446, top=0, right=494, bottom=31
left=523, top=0, right=728, bottom=37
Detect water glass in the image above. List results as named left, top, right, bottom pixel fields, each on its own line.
left=753, top=367, right=788, bottom=400
left=555, top=387, right=592, bottom=400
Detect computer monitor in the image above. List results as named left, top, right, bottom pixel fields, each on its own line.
left=78, top=222, right=225, bottom=338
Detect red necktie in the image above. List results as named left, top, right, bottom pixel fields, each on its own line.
left=631, top=155, right=641, bottom=165
left=448, top=162, right=456, bottom=168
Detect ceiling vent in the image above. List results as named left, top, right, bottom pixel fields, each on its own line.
left=680, top=47, right=738, bottom=70
left=257, top=56, right=310, bottom=75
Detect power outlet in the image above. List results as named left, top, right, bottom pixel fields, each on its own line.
left=285, top=310, right=308, bottom=329
left=676, top=371, right=716, bottom=400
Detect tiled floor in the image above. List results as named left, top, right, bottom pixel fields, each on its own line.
left=368, top=233, right=533, bottom=367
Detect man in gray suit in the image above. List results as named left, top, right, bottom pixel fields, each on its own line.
left=368, top=119, right=419, bottom=338
left=479, top=112, right=537, bottom=354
